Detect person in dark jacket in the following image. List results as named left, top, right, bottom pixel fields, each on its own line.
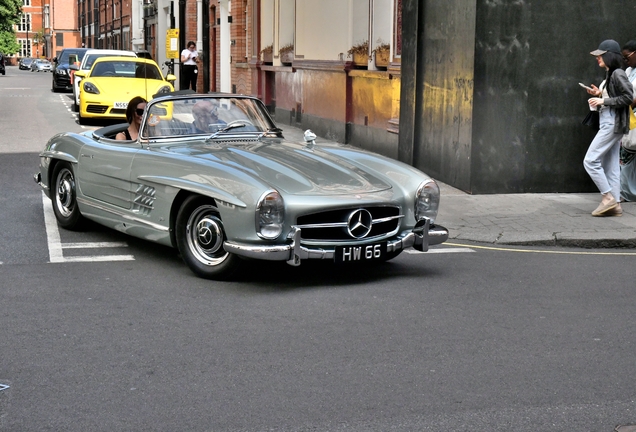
left=584, top=39, right=633, bottom=216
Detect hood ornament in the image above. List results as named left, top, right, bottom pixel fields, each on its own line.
left=303, top=129, right=316, bottom=150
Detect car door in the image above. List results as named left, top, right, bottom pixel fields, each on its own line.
left=76, top=140, right=141, bottom=210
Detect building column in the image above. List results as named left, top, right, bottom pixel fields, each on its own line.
left=219, top=0, right=231, bottom=92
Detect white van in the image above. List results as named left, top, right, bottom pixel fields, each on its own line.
left=71, top=49, right=137, bottom=112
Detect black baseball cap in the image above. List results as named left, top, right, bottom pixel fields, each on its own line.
left=590, top=39, right=621, bottom=56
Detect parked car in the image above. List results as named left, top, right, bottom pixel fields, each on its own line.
left=34, top=93, right=449, bottom=280
left=70, top=49, right=137, bottom=112
left=51, top=47, right=88, bottom=92
left=19, top=57, right=34, bottom=70
left=74, top=56, right=176, bottom=124
left=0, top=53, right=5, bottom=76
left=31, top=59, right=52, bottom=72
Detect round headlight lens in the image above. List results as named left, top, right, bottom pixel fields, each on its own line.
left=415, top=179, right=440, bottom=223
left=256, top=191, right=285, bottom=239
left=157, top=85, right=172, bottom=94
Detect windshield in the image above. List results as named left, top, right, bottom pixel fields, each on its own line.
left=91, top=60, right=162, bottom=80
left=83, top=53, right=135, bottom=70
left=143, top=96, right=277, bottom=139
left=58, top=50, right=86, bottom=64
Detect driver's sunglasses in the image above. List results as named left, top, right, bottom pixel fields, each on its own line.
left=624, top=51, right=635, bottom=60
left=136, top=108, right=145, bottom=116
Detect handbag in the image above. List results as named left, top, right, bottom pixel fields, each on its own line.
left=630, top=109, right=636, bottom=130
left=623, top=128, right=636, bottom=151
left=582, top=110, right=599, bottom=129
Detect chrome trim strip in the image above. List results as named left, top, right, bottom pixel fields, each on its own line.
left=295, top=214, right=403, bottom=229
left=77, top=197, right=169, bottom=232
left=223, top=224, right=449, bottom=264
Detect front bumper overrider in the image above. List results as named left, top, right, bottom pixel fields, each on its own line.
left=224, top=219, right=449, bottom=267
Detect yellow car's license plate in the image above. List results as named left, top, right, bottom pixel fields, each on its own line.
left=114, top=102, right=128, bottom=109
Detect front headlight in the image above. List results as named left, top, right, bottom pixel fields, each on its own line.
left=415, top=179, right=440, bottom=223
left=157, top=85, right=172, bottom=94
left=256, top=191, right=284, bottom=239
left=55, top=68, right=67, bottom=75
left=83, top=82, right=100, bottom=94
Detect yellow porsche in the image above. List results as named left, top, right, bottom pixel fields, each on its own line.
left=74, top=56, right=177, bottom=124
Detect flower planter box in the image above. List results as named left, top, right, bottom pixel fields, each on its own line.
left=280, top=51, right=293, bottom=66
left=262, top=52, right=273, bottom=64
left=352, top=52, right=368, bottom=68
left=374, top=50, right=389, bottom=69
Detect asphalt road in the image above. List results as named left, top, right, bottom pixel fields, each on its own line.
left=2, top=67, right=636, bottom=432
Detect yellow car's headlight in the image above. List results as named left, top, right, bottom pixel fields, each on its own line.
left=83, top=82, right=100, bottom=94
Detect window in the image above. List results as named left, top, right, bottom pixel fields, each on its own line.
left=17, top=14, right=31, bottom=32
left=23, top=0, right=31, bottom=6
left=17, top=39, right=31, bottom=57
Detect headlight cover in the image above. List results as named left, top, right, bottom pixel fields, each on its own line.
left=55, top=68, right=67, bottom=75
left=157, top=85, right=172, bottom=94
left=415, top=179, right=440, bottom=224
left=256, top=191, right=285, bottom=239
left=83, top=82, right=100, bottom=94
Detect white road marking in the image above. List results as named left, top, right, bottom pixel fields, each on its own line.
left=42, top=192, right=135, bottom=263
left=405, top=247, right=475, bottom=254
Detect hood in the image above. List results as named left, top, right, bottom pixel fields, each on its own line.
left=158, top=139, right=393, bottom=196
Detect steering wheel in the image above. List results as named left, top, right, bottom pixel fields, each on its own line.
left=101, top=71, right=116, bottom=77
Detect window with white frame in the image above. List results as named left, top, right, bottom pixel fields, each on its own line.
left=17, top=14, right=31, bottom=32
left=23, top=0, right=31, bottom=6
left=17, top=39, right=31, bottom=57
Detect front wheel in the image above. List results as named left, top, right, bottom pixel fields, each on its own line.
left=51, top=162, right=84, bottom=230
left=175, top=196, right=241, bottom=280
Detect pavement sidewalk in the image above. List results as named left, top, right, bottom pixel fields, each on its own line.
left=279, top=124, right=636, bottom=248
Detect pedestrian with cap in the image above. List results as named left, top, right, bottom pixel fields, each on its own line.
left=583, top=39, right=633, bottom=216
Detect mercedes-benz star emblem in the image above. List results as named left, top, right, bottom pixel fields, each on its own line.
left=347, top=209, right=373, bottom=239
left=198, top=226, right=213, bottom=246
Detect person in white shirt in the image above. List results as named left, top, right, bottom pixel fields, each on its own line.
left=180, top=41, right=199, bottom=91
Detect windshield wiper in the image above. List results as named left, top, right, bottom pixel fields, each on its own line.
left=204, top=123, right=246, bottom=142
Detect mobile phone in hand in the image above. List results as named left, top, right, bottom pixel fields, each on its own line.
left=579, top=82, right=594, bottom=91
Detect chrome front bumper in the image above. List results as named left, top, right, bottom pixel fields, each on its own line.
left=224, top=219, right=449, bottom=267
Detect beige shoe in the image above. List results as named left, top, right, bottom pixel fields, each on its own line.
left=592, top=197, right=618, bottom=216
left=604, top=206, right=623, bottom=217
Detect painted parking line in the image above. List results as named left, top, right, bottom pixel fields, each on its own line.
left=405, top=247, right=475, bottom=254
left=42, top=192, right=135, bottom=263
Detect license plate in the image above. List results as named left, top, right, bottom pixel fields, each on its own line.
left=334, top=242, right=387, bottom=263
left=114, top=101, right=128, bottom=109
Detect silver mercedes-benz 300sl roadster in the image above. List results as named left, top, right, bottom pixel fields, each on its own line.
left=35, top=93, right=448, bottom=279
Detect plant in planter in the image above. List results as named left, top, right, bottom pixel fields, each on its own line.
left=260, top=44, right=273, bottom=64
left=347, top=40, right=369, bottom=68
left=279, top=43, right=294, bottom=66
left=373, top=41, right=390, bottom=69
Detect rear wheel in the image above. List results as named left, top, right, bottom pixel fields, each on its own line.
left=51, top=162, right=84, bottom=230
left=175, top=196, right=241, bottom=280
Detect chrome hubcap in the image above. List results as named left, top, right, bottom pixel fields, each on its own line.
left=55, top=169, right=75, bottom=218
left=186, top=205, right=228, bottom=266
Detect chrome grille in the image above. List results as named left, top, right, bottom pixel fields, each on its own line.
left=296, top=206, right=402, bottom=242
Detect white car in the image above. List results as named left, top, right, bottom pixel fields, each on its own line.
left=70, top=49, right=137, bottom=112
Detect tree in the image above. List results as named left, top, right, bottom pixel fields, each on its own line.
left=0, top=30, right=20, bottom=55
left=0, top=0, right=22, bottom=55
left=0, top=0, right=22, bottom=31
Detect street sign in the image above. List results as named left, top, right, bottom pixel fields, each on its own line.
left=166, top=29, right=180, bottom=59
